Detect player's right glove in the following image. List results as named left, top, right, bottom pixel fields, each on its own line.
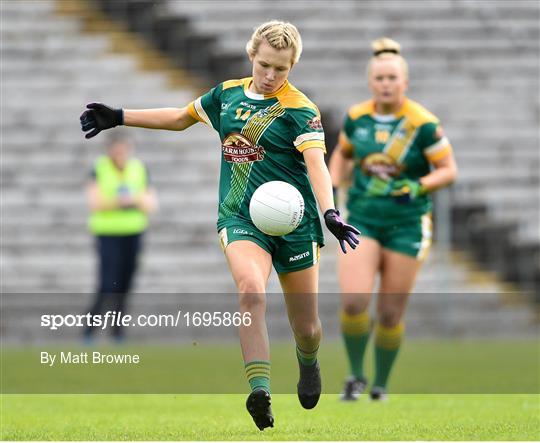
left=324, top=209, right=360, bottom=254
left=80, top=103, right=123, bottom=139
left=390, top=179, right=427, bottom=204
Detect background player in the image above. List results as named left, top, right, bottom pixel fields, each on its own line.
left=80, top=21, right=359, bottom=430
left=329, top=37, right=458, bottom=401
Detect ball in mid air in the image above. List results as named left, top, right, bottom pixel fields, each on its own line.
left=249, top=181, right=305, bottom=236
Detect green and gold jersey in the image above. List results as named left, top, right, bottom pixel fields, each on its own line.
left=187, top=77, right=326, bottom=243
left=340, top=98, right=452, bottom=224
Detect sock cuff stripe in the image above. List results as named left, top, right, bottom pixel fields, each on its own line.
left=341, top=310, right=369, bottom=323
left=375, top=322, right=405, bottom=349
left=341, top=310, right=370, bottom=335
left=245, top=367, right=270, bottom=376
left=244, top=360, right=270, bottom=369
left=246, top=372, right=270, bottom=381
left=375, top=322, right=405, bottom=336
left=296, top=346, right=319, bottom=357
left=245, top=363, right=271, bottom=370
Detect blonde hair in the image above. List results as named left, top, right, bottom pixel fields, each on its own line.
left=246, top=20, right=303, bottom=65
left=367, top=37, right=409, bottom=78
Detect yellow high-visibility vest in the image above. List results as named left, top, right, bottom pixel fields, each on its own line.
left=89, top=156, right=148, bottom=235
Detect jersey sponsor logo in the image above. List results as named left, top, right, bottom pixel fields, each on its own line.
left=307, top=116, right=323, bottom=130
left=222, top=133, right=265, bottom=164
left=361, top=153, right=404, bottom=180
left=221, top=103, right=231, bottom=110
left=289, top=251, right=310, bottom=262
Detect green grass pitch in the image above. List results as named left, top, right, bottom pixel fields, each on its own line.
left=1, top=340, right=539, bottom=440
left=2, top=394, right=539, bottom=440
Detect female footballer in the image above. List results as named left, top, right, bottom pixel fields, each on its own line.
left=329, top=38, right=458, bottom=401
left=80, top=21, right=359, bottom=430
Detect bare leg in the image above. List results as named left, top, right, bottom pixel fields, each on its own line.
left=371, top=248, right=423, bottom=396
left=225, top=241, right=272, bottom=362
left=338, top=237, right=382, bottom=314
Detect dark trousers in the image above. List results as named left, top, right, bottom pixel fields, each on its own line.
left=85, top=233, right=143, bottom=338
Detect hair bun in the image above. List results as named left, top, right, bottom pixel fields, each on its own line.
left=371, top=37, right=401, bottom=56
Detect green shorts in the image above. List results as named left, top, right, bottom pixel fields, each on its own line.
left=218, top=220, right=321, bottom=274
left=348, top=213, right=432, bottom=260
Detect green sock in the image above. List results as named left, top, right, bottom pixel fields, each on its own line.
left=245, top=360, right=270, bottom=393
left=373, top=322, right=405, bottom=388
left=296, top=345, right=318, bottom=366
left=341, top=310, right=370, bottom=379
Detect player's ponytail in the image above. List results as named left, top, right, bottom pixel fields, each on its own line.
left=367, top=37, right=408, bottom=78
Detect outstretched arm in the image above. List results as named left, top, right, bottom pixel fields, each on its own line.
left=123, top=107, right=197, bottom=131
left=80, top=103, right=198, bottom=139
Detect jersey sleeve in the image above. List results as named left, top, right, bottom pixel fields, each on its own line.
left=419, top=122, right=453, bottom=163
left=187, top=83, right=223, bottom=131
left=289, top=107, right=326, bottom=153
left=339, top=114, right=356, bottom=158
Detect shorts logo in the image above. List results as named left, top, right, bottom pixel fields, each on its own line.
left=233, top=228, right=251, bottom=235
left=222, top=133, right=265, bottom=164
left=307, top=116, right=323, bottom=131
left=360, top=152, right=404, bottom=180
left=289, top=251, right=310, bottom=262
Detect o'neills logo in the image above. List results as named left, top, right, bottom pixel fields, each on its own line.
left=361, top=153, right=404, bottom=180
left=222, top=133, right=265, bottom=164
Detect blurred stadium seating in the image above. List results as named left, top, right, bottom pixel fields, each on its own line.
left=87, top=0, right=540, bottom=295
left=1, top=0, right=538, bottom=342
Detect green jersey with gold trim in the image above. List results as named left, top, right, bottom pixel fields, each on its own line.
left=340, top=98, right=453, bottom=224
left=188, top=77, right=326, bottom=243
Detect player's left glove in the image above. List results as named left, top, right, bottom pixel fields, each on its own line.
left=390, top=179, right=427, bottom=204
left=324, top=209, right=360, bottom=254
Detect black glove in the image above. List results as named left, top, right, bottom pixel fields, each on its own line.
left=80, top=103, right=123, bottom=139
left=324, top=209, right=360, bottom=254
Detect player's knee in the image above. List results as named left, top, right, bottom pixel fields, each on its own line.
left=236, top=275, right=266, bottom=295
left=238, top=291, right=266, bottom=312
left=377, top=311, right=402, bottom=328
left=292, top=319, right=321, bottom=341
left=342, top=303, right=365, bottom=316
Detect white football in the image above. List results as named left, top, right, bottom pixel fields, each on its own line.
left=249, top=181, right=305, bottom=236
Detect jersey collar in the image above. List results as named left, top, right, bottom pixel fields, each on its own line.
left=243, top=77, right=290, bottom=100
left=372, top=98, right=409, bottom=121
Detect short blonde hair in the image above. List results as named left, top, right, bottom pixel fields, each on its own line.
left=367, top=37, right=409, bottom=79
left=246, top=20, right=303, bottom=65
